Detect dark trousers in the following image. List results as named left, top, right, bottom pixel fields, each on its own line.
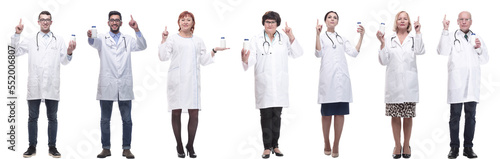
left=449, top=102, right=476, bottom=148
left=28, top=99, right=59, bottom=147
left=100, top=100, right=133, bottom=149
left=260, top=107, right=282, bottom=149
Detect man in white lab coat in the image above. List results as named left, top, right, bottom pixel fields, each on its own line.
left=11, top=11, right=76, bottom=158
left=87, top=11, right=147, bottom=159
left=438, top=11, right=488, bottom=159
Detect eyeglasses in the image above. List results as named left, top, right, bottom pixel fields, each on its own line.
left=39, top=19, right=51, bottom=22
left=458, top=18, right=471, bottom=22
left=109, top=19, right=122, bottom=23
left=265, top=21, right=277, bottom=25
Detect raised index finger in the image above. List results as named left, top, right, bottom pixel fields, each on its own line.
left=417, top=16, right=420, bottom=22
left=285, top=22, right=288, bottom=27
left=165, top=26, right=168, bottom=31
left=444, top=14, right=447, bottom=20
left=130, top=15, right=134, bottom=20
left=19, top=18, right=22, bottom=25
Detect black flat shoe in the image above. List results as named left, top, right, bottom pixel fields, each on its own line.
left=186, top=146, right=197, bottom=158
left=176, top=145, right=185, bottom=158
left=272, top=147, right=284, bottom=157
left=448, top=147, right=459, bottom=159
left=463, top=147, right=477, bottom=158
left=393, top=146, right=402, bottom=159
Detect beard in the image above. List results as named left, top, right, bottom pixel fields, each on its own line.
left=110, top=25, right=120, bottom=33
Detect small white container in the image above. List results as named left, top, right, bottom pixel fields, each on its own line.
left=356, top=22, right=362, bottom=32
left=379, top=23, right=385, bottom=35
left=243, top=39, right=250, bottom=51
left=220, top=37, right=226, bottom=48
left=470, top=33, right=476, bottom=45
left=71, top=34, right=76, bottom=42
left=91, top=26, right=97, bottom=38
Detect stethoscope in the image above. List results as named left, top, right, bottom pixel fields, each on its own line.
left=454, top=29, right=474, bottom=45
left=105, top=36, right=127, bottom=49
left=325, top=31, right=344, bottom=49
left=262, top=30, right=282, bottom=55
left=36, top=32, right=57, bottom=51
left=453, top=29, right=474, bottom=52
left=390, top=36, right=414, bottom=51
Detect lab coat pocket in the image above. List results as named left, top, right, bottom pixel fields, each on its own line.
left=449, top=69, right=463, bottom=90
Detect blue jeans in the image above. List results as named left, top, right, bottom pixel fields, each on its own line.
left=449, top=102, right=476, bottom=148
left=100, top=100, right=133, bottom=149
left=28, top=99, right=58, bottom=147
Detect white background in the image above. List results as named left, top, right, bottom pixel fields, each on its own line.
left=1, top=0, right=499, bottom=158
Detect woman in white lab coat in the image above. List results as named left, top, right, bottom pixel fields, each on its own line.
left=158, top=11, right=228, bottom=158
left=376, top=11, right=425, bottom=159
left=315, top=11, right=364, bottom=158
left=241, top=11, right=303, bottom=159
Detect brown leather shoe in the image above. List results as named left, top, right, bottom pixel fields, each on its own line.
left=96, top=149, right=111, bottom=158
left=122, top=149, right=135, bottom=159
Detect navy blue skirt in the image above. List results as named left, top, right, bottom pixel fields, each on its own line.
left=321, top=102, right=350, bottom=116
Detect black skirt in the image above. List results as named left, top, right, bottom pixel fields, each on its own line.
left=321, top=102, right=350, bottom=116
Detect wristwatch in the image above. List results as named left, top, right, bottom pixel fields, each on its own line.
left=212, top=48, right=217, bottom=53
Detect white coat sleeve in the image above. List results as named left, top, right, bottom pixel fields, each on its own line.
left=315, top=34, right=324, bottom=58
left=59, top=37, right=70, bottom=65
left=198, top=39, right=214, bottom=66
left=437, top=30, right=452, bottom=56
left=158, top=37, right=173, bottom=61
left=10, top=34, right=29, bottom=57
left=88, top=37, right=102, bottom=51
left=378, top=38, right=390, bottom=66
left=243, top=38, right=257, bottom=71
left=344, top=39, right=359, bottom=57
left=131, top=32, right=147, bottom=52
left=476, top=36, right=488, bottom=65
left=288, top=39, right=304, bottom=58
left=414, top=34, right=425, bottom=55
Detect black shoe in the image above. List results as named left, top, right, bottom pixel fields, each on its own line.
left=262, top=149, right=271, bottom=159
left=97, top=149, right=111, bottom=158
left=463, top=147, right=478, bottom=158
left=403, top=146, right=411, bottom=158
left=48, top=146, right=61, bottom=158
left=393, top=146, right=402, bottom=159
left=176, top=145, right=185, bottom=158
left=272, top=147, right=284, bottom=157
left=448, top=147, right=459, bottom=159
left=23, top=146, right=36, bottom=158
left=186, top=146, right=197, bottom=158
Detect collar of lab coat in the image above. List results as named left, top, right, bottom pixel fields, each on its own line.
left=262, top=29, right=280, bottom=43
left=105, top=32, right=124, bottom=46
left=390, top=32, right=414, bottom=47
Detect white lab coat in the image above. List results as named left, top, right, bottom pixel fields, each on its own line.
left=243, top=30, right=304, bottom=109
left=379, top=33, right=425, bottom=103
left=315, top=32, right=358, bottom=104
left=437, top=30, right=488, bottom=104
left=11, top=32, right=71, bottom=101
left=158, top=34, right=213, bottom=111
left=89, top=32, right=147, bottom=101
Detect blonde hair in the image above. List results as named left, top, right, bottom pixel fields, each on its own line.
left=393, top=11, right=412, bottom=33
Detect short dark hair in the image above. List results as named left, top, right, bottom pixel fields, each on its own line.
left=262, top=11, right=281, bottom=26
left=39, top=11, right=51, bottom=20
left=324, top=11, right=338, bottom=21
left=108, top=11, right=122, bottom=20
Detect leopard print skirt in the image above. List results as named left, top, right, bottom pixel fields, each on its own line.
left=385, top=102, right=416, bottom=118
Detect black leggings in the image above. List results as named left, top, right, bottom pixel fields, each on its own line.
left=260, top=107, right=282, bottom=149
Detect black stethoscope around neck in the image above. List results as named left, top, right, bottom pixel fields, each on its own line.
left=325, top=31, right=344, bottom=49
left=454, top=29, right=474, bottom=45
left=36, top=31, right=57, bottom=51
left=262, top=30, right=282, bottom=55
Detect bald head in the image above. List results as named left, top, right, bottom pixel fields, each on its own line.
left=457, top=11, right=472, bottom=32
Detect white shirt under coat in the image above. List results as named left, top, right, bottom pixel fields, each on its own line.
left=11, top=32, right=72, bottom=101
left=158, top=33, right=213, bottom=111
left=437, top=29, right=488, bottom=104
left=379, top=32, right=425, bottom=103
left=243, top=30, right=304, bottom=109
left=315, top=32, right=358, bottom=104
left=89, top=31, right=147, bottom=101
